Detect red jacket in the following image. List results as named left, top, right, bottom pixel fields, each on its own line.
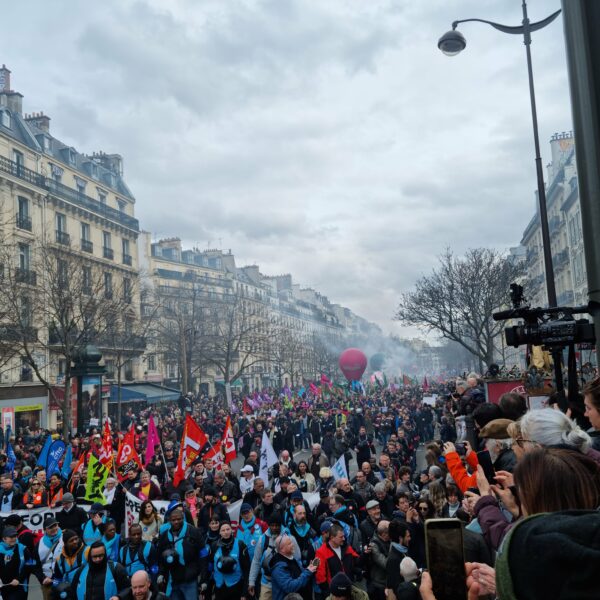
left=445, top=451, right=479, bottom=493
left=315, top=542, right=359, bottom=588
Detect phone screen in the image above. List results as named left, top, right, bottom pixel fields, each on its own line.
left=425, top=519, right=467, bottom=600
left=477, top=450, right=496, bottom=483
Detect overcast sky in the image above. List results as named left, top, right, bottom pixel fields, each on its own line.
left=3, top=0, right=571, bottom=336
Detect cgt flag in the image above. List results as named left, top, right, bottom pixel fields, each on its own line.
left=173, top=415, right=208, bottom=486
left=222, top=416, right=236, bottom=464
left=85, top=453, right=110, bottom=504
left=98, top=421, right=113, bottom=469
left=203, top=439, right=224, bottom=472
left=116, top=429, right=143, bottom=482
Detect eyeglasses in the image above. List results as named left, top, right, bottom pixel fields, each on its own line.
left=418, top=507, right=429, bottom=512
left=515, top=438, right=537, bottom=449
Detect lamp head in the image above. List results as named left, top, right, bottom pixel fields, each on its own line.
left=438, top=29, right=466, bottom=56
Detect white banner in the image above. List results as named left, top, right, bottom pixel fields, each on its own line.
left=0, top=505, right=90, bottom=533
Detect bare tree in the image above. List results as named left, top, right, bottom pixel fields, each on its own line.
left=269, top=328, right=306, bottom=387
left=0, top=237, right=134, bottom=437
left=395, top=248, right=523, bottom=371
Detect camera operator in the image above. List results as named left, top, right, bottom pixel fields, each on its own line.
left=156, top=508, right=203, bottom=599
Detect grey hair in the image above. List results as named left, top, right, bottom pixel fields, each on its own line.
left=374, top=482, right=387, bottom=494
left=519, top=408, right=591, bottom=453
left=455, top=379, right=467, bottom=390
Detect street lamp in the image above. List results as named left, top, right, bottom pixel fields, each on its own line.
left=439, top=2, right=562, bottom=309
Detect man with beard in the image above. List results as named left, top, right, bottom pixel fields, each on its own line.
left=51, top=530, right=86, bottom=585
left=288, top=505, right=317, bottom=569
left=118, top=524, right=158, bottom=578
left=359, top=500, right=382, bottom=546
left=116, top=570, right=167, bottom=600
left=197, top=486, right=230, bottom=534
left=156, top=509, right=203, bottom=598
left=70, top=540, right=129, bottom=600
left=243, top=477, right=265, bottom=509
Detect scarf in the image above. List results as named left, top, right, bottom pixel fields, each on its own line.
left=391, top=542, right=408, bottom=554
left=42, top=529, right=63, bottom=549
left=240, top=516, right=256, bottom=531
left=0, top=542, right=15, bottom=557
left=293, top=520, right=310, bottom=537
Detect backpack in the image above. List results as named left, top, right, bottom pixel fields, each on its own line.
left=324, top=517, right=362, bottom=555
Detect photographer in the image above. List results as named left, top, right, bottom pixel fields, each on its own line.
left=156, top=509, right=203, bottom=598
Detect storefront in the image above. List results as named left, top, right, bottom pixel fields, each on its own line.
left=0, top=385, right=49, bottom=432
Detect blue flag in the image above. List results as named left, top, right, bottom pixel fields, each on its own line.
left=6, top=442, right=16, bottom=476
left=61, top=444, right=73, bottom=480
left=46, top=440, right=66, bottom=477
left=37, top=435, right=52, bottom=467
left=4, top=425, right=11, bottom=451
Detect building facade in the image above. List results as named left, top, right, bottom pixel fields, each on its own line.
left=0, top=65, right=143, bottom=430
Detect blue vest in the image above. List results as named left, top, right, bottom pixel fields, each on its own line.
left=56, top=551, right=86, bottom=584
left=75, top=562, right=117, bottom=600
left=119, top=542, right=152, bottom=576
left=235, top=520, right=263, bottom=561
left=213, top=540, right=243, bottom=588
left=83, top=517, right=106, bottom=546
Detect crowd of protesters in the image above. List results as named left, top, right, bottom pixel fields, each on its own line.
left=0, top=373, right=599, bottom=600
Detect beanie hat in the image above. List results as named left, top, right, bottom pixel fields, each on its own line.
left=62, top=529, right=79, bottom=544
left=330, top=572, right=352, bottom=596
left=496, top=510, right=600, bottom=600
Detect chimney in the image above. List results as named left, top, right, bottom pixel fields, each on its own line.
left=0, top=64, right=23, bottom=114
left=93, top=152, right=123, bottom=176
left=24, top=111, right=51, bottom=133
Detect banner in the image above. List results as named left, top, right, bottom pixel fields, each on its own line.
left=259, top=431, right=278, bottom=485
left=145, top=416, right=161, bottom=466
left=331, top=456, right=348, bottom=481
left=37, top=435, right=52, bottom=467
left=61, top=444, right=73, bottom=480
left=116, top=429, right=143, bottom=482
left=46, top=440, right=66, bottom=477
left=222, top=416, right=236, bottom=463
left=99, top=421, right=114, bottom=468
left=173, top=416, right=208, bottom=486
left=85, top=454, right=110, bottom=504
left=0, top=504, right=90, bottom=533
left=203, top=440, right=223, bottom=472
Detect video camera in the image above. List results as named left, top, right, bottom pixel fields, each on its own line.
left=492, top=284, right=595, bottom=348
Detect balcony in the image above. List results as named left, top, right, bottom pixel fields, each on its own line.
left=549, top=215, right=562, bottom=237
left=0, top=325, right=37, bottom=342
left=526, top=246, right=539, bottom=263
left=122, top=253, right=132, bottom=266
left=557, top=290, right=575, bottom=306
left=16, top=213, right=32, bottom=231
left=105, top=289, right=113, bottom=300
left=0, top=154, right=139, bottom=232
left=553, top=249, right=570, bottom=271
left=55, top=230, right=71, bottom=246
left=103, top=247, right=114, bottom=260
left=80, top=239, right=93, bottom=253
left=15, top=268, right=37, bottom=285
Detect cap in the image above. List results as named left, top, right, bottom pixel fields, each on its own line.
left=2, top=527, right=17, bottom=538
left=320, top=521, right=333, bottom=533
left=3, top=515, right=22, bottom=526
left=290, top=491, right=303, bottom=500
left=169, top=493, right=181, bottom=501
left=330, top=572, right=352, bottom=596
left=61, top=493, right=75, bottom=503
left=62, top=529, right=79, bottom=544
left=44, top=517, right=59, bottom=529
left=366, top=500, right=380, bottom=510
left=240, top=503, right=253, bottom=514
left=89, top=503, right=105, bottom=514
left=240, top=465, right=254, bottom=473
left=479, top=418, right=514, bottom=440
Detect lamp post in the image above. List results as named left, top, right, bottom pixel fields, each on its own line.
left=439, top=2, right=566, bottom=402
left=438, top=1, right=561, bottom=309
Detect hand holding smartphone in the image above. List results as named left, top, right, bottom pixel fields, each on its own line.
left=425, top=518, right=467, bottom=600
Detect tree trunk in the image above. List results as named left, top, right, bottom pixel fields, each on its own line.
left=117, top=366, right=123, bottom=431
left=62, top=377, right=72, bottom=439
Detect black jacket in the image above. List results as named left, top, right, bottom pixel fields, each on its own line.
left=57, top=505, right=90, bottom=534
left=157, top=523, right=203, bottom=585
left=118, top=588, right=167, bottom=600
left=0, top=488, right=23, bottom=510
left=70, top=560, right=130, bottom=600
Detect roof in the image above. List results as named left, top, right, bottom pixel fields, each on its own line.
left=109, top=383, right=180, bottom=404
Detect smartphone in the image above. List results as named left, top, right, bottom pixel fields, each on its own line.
left=477, top=450, right=496, bottom=484
left=455, top=443, right=466, bottom=456
left=311, top=558, right=320, bottom=567
left=425, top=519, right=467, bottom=600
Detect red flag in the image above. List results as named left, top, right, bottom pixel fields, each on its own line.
left=222, top=416, right=237, bottom=463
left=403, top=375, right=411, bottom=387
left=243, top=397, right=253, bottom=415
left=422, top=376, right=429, bottom=391
left=320, top=374, right=332, bottom=388
left=116, top=429, right=143, bottom=482
left=173, top=415, right=208, bottom=486
left=98, top=421, right=113, bottom=468
left=203, top=439, right=224, bottom=472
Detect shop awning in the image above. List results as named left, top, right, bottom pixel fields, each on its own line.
left=109, top=383, right=180, bottom=404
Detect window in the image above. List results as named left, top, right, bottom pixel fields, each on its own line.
left=98, top=189, right=107, bottom=204
left=117, top=199, right=126, bottom=212
left=56, top=213, right=67, bottom=233
left=19, top=296, right=32, bottom=328
left=68, top=149, right=76, bottom=166
left=91, top=163, right=98, bottom=179
left=1, top=111, right=10, bottom=128
left=57, top=259, right=68, bottom=287
left=147, top=355, right=156, bottom=371
left=16, top=197, right=31, bottom=230
left=49, top=163, right=63, bottom=182
left=18, top=243, right=30, bottom=271
left=82, top=266, right=92, bottom=295
left=104, top=272, right=113, bottom=298
left=81, top=222, right=90, bottom=241
left=12, top=149, right=23, bottom=174
left=123, top=277, right=131, bottom=303
left=43, top=136, right=51, bottom=152
left=58, top=359, right=67, bottom=377
left=103, top=231, right=111, bottom=248
left=75, top=177, right=86, bottom=195
left=20, top=357, right=33, bottom=382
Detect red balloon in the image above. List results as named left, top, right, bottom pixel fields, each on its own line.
left=339, top=348, right=368, bottom=382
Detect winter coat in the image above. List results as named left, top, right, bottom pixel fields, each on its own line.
left=270, top=553, right=313, bottom=600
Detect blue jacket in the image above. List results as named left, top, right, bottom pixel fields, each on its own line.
left=270, top=554, right=313, bottom=600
